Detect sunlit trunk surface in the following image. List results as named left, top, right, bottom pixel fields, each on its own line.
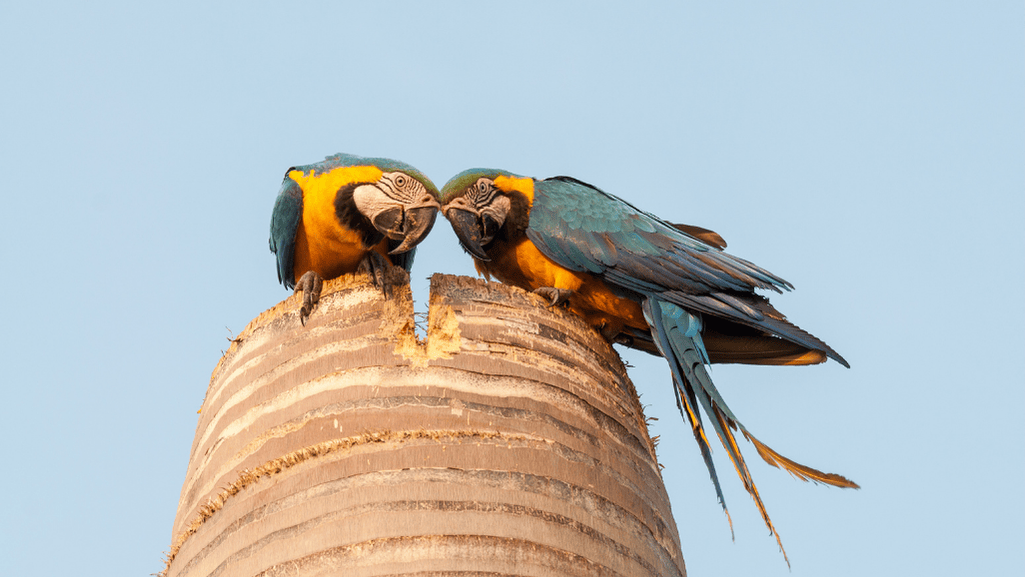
left=163, top=271, right=685, bottom=577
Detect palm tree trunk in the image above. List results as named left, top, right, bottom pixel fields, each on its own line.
left=163, top=270, right=686, bottom=577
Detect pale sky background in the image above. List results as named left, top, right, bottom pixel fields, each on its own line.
left=1, top=2, right=1022, bottom=576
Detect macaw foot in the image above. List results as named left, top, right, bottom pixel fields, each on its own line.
left=597, top=320, right=632, bottom=345
left=609, top=331, right=636, bottom=347
left=294, top=270, right=324, bottom=326
left=533, top=286, right=573, bottom=307
left=359, top=251, right=392, bottom=299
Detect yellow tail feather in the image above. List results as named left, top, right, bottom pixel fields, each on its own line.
left=711, top=408, right=791, bottom=568
left=744, top=432, right=861, bottom=489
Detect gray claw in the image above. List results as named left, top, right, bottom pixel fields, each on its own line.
left=295, top=270, right=324, bottom=326
left=359, top=252, right=392, bottom=299
left=533, top=286, right=573, bottom=307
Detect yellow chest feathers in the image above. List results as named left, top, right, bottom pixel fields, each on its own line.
left=288, top=166, right=386, bottom=280
left=481, top=237, right=647, bottom=333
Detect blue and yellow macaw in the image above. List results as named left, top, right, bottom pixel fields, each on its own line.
left=269, top=153, right=440, bottom=322
left=440, top=169, right=857, bottom=564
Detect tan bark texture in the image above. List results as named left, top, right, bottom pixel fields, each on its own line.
left=163, top=270, right=685, bottom=577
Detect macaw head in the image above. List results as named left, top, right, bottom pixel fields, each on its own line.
left=284, top=153, right=441, bottom=256
left=439, top=168, right=534, bottom=261
left=323, top=154, right=442, bottom=254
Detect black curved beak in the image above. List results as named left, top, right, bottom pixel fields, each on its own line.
left=372, top=206, right=405, bottom=241
left=446, top=207, right=491, bottom=261
left=389, top=199, right=441, bottom=254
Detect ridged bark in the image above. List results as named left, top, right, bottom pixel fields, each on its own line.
left=164, top=270, right=685, bottom=577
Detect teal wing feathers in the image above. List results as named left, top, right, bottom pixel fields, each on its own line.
left=269, top=175, right=303, bottom=289
left=526, top=176, right=848, bottom=367
left=527, top=176, right=792, bottom=294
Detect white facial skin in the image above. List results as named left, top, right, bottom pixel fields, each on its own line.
left=352, top=171, right=440, bottom=244
left=443, top=177, right=511, bottom=244
left=352, top=171, right=428, bottom=216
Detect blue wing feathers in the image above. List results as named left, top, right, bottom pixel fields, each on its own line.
left=525, top=230, right=589, bottom=273
left=665, top=290, right=850, bottom=368
left=714, top=293, right=765, bottom=321
left=269, top=177, right=303, bottom=289
left=531, top=178, right=792, bottom=296
left=590, top=234, right=619, bottom=266
left=527, top=177, right=848, bottom=365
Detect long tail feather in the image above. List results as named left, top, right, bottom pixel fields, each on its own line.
left=665, top=313, right=792, bottom=567
left=683, top=385, right=734, bottom=537
left=709, top=408, right=791, bottom=568
left=644, top=295, right=859, bottom=567
left=643, top=298, right=733, bottom=535
left=744, top=432, right=860, bottom=488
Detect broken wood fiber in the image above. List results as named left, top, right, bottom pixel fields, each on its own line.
left=164, top=270, right=686, bottom=577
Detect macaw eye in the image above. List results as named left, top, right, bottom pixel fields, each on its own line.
left=470, top=178, right=497, bottom=208
left=394, top=174, right=408, bottom=188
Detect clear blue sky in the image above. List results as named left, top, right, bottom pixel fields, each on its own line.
left=1, top=2, right=1021, bottom=576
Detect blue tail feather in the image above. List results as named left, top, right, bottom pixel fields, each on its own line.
left=642, top=298, right=734, bottom=535
left=643, top=295, right=859, bottom=565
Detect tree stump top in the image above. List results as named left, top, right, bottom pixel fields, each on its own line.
left=165, top=272, right=684, bottom=577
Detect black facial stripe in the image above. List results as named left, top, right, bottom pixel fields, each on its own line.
left=380, top=172, right=425, bottom=202
left=470, top=180, right=500, bottom=209
left=335, top=182, right=385, bottom=248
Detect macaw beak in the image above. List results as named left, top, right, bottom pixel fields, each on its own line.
left=371, top=206, right=405, bottom=241
left=388, top=195, right=441, bottom=254
left=355, top=183, right=441, bottom=254
left=445, top=207, right=491, bottom=261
